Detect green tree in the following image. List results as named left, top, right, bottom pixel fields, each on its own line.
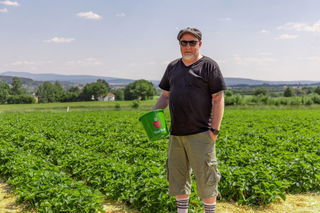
left=284, top=87, right=294, bottom=97
left=314, top=86, right=320, bottom=95
left=0, top=81, right=11, bottom=104
left=225, top=90, right=233, bottom=97
left=112, top=88, right=125, bottom=101
left=124, top=79, right=156, bottom=100
left=68, top=86, right=81, bottom=93
left=7, top=94, right=35, bottom=104
left=80, top=81, right=109, bottom=101
left=97, top=79, right=111, bottom=91
left=11, top=77, right=25, bottom=95
left=62, top=86, right=81, bottom=102
left=302, top=87, right=313, bottom=95
left=254, top=88, right=268, bottom=96
left=36, top=81, right=65, bottom=103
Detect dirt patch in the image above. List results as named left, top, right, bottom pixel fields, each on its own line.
left=0, top=180, right=29, bottom=213
left=103, top=200, right=139, bottom=213
left=102, top=194, right=320, bottom=213
left=217, top=193, right=320, bottom=213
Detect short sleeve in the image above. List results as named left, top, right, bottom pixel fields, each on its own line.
left=207, top=62, right=227, bottom=94
left=159, top=65, right=170, bottom=91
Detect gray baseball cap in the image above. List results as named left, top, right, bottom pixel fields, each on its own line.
left=177, top=27, right=202, bottom=41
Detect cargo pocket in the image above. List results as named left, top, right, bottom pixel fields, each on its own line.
left=205, top=154, right=221, bottom=185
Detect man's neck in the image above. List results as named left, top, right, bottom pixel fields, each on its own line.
left=182, top=54, right=203, bottom=66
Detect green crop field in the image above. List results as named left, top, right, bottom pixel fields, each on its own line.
left=0, top=104, right=319, bottom=212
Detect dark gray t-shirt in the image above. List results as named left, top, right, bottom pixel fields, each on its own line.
left=159, top=56, right=226, bottom=136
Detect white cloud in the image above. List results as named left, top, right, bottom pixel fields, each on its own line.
left=219, top=17, right=232, bottom=21
left=11, top=60, right=35, bottom=66
left=303, top=56, right=320, bottom=62
left=0, top=7, right=7, bottom=12
left=0, top=0, right=20, bottom=7
left=147, top=61, right=156, bottom=65
left=44, top=37, right=75, bottom=43
left=67, top=58, right=103, bottom=66
left=116, top=12, right=126, bottom=17
left=76, top=11, right=102, bottom=20
left=259, top=29, right=269, bottom=33
left=161, top=60, right=171, bottom=65
left=278, top=20, right=320, bottom=32
left=233, top=55, right=277, bottom=65
left=11, top=60, right=52, bottom=66
left=259, top=52, right=273, bottom=56
left=275, top=34, right=299, bottom=40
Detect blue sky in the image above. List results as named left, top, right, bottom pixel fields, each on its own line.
left=1, top=0, right=320, bottom=81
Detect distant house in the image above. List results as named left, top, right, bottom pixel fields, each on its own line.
left=98, top=93, right=115, bottom=101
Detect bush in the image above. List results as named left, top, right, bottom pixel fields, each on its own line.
left=284, top=87, right=294, bottom=97
left=311, top=94, right=320, bottom=104
left=289, top=98, right=301, bottom=105
left=115, top=103, right=121, bottom=110
left=131, top=100, right=140, bottom=109
left=225, top=94, right=243, bottom=106
left=251, top=95, right=269, bottom=105
left=7, top=95, right=35, bottom=104
left=305, top=99, right=313, bottom=105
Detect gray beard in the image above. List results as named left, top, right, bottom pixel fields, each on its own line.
left=182, top=54, right=195, bottom=60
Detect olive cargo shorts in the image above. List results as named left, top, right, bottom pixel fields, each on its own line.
left=167, top=131, right=221, bottom=199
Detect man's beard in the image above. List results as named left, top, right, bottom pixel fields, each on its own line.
left=182, top=53, right=195, bottom=60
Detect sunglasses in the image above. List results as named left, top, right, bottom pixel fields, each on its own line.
left=179, top=40, right=198, bottom=47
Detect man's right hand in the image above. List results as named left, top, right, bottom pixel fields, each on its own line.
left=152, top=90, right=170, bottom=110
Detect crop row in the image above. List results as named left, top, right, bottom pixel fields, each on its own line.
left=0, top=109, right=319, bottom=212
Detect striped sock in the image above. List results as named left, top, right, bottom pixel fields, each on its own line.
left=176, top=198, right=189, bottom=213
left=203, top=202, right=216, bottom=213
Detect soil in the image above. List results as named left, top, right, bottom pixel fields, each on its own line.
left=1, top=180, right=319, bottom=213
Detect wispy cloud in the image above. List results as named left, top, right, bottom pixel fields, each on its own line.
left=11, top=60, right=35, bottom=66
left=116, top=12, right=126, bottom=17
left=218, top=17, right=232, bottom=21
left=76, top=11, right=102, bottom=20
left=0, top=7, right=8, bottom=12
left=303, top=56, right=320, bottom=62
left=43, top=37, right=75, bottom=43
left=0, top=0, right=20, bottom=7
left=259, top=52, right=273, bottom=56
left=233, top=55, right=277, bottom=65
left=259, top=29, right=270, bottom=33
left=11, top=60, right=52, bottom=66
left=275, top=34, right=299, bottom=40
left=278, top=20, right=320, bottom=32
left=67, top=58, right=103, bottom=66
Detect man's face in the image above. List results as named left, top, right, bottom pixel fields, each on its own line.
left=179, top=33, right=202, bottom=61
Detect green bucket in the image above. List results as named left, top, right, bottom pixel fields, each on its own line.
left=139, top=109, right=169, bottom=141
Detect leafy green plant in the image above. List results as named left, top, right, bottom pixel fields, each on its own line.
left=0, top=109, right=319, bottom=211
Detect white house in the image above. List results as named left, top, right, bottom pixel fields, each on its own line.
left=98, top=93, right=115, bottom=101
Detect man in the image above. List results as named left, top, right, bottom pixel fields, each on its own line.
left=152, top=27, right=226, bottom=213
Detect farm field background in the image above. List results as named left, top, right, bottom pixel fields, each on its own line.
left=0, top=101, right=319, bottom=212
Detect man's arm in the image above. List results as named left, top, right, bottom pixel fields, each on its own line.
left=209, top=91, right=225, bottom=141
left=152, top=90, right=170, bottom=110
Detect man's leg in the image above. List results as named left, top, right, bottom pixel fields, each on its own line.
left=176, top=194, right=189, bottom=213
left=202, top=196, right=217, bottom=213
left=167, top=136, right=192, bottom=212
left=184, top=131, right=221, bottom=213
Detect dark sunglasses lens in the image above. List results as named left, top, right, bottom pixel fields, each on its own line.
left=189, top=41, right=197, bottom=46
left=180, top=40, right=198, bottom=46
left=180, top=41, right=188, bottom=46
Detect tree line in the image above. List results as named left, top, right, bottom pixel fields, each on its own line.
left=0, top=77, right=156, bottom=104
left=225, top=86, right=320, bottom=106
